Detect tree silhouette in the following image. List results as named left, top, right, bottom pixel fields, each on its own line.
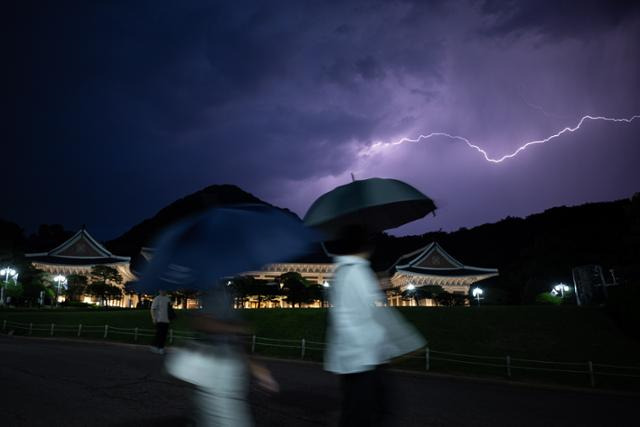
left=66, top=274, right=88, bottom=302
left=88, top=266, right=123, bottom=306
left=402, top=285, right=445, bottom=306
left=280, top=272, right=313, bottom=307
left=90, top=265, right=123, bottom=286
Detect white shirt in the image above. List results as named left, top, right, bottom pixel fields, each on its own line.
left=151, top=295, right=172, bottom=323
left=325, top=256, right=425, bottom=374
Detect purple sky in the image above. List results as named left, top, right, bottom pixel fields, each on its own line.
left=8, top=0, right=640, bottom=240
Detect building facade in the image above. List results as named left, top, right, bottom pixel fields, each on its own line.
left=26, top=227, right=137, bottom=306
left=384, top=242, right=499, bottom=306
left=239, top=242, right=498, bottom=308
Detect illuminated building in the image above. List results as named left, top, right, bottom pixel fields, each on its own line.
left=139, top=247, right=334, bottom=309
left=26, top=227, right=136, bottom=306
left=138, top=242, right=497, bottom=308
left=384, top=242, right=499, bottom=306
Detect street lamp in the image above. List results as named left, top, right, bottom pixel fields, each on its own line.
left=552, top=283, right=571, bottom=298
left=53, top=275, right=68, bottom=306
left=472, top=287, right=484, bottom=305
left=320, top=281, right=330, bottom=307
left=1, top=267, right=16, bottom=283
left=406, top=283, right=418, bottom=306
left=0, top=267, right=18, bottom=305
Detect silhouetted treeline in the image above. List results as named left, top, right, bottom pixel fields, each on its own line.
left=371, top=193, right=640, bottom=304
left=0, top=222, right=74, bottom=260
left=2, top=190, right=638, bottom=305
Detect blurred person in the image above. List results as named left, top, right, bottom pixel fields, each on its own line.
left=166, top=284, right=278, bottom=427
left=138, top=205, right=314, bottom=425
left=150, top=290, right=172, bottom=354
left=325, top=225, right=425, bottom=427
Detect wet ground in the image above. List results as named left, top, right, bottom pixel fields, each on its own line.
left=1, top=335, right=637, bottom=426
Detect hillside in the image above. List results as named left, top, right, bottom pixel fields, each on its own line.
left=371, top=193, right=640, bottom=303
left=105, top=184, right=639, bottom=304
left=105, top=184, right=298, bottom=258
left=2, top=187, right=638, bottom=305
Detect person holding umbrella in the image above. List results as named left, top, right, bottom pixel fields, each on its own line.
left=177, top=282, right=279, bottom=426
left=137, top=205, right=318, bottom=426
left=305, top=177, right=435, bottom=426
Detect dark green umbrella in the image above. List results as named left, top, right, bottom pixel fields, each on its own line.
left=303, top=177, right=436, bottom=235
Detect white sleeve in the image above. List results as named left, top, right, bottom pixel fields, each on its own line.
left=150, top=298, right=158, bottom=320
left=334, top=266, right=386, bottom=346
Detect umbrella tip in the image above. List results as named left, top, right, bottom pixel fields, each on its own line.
left=350, top=172, right=356, bottom=182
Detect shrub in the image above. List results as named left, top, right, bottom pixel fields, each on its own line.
left=60, top=301, right=93, bottom=308
left=534, top=292, right=562, bottom=305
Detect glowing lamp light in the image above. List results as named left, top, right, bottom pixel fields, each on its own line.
left=0, top=267, right=18, bottom=305
left=323, top=281, right=330, bottom=288
left=53, top=275, right=68, bottom=286
left=1, top=267, right=17, bottom=282
left=407, top=283, right=416, bottom=291
left=52, top=275, right=68, bottom=305
left=472, top=287, right=484, bottom=306
left=552, top=283, right=571, bottom=298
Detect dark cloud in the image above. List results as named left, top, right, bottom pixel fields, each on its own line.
left=356, top=56, right=386, bottom=81
left=7, top=0, right=640, bottom=239
left=481, top=0, right=640, bottom=38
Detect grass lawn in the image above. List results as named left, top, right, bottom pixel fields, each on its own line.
left=2, top=305, right=639, bottom=390
left=397, top=305, right=640, bottom=364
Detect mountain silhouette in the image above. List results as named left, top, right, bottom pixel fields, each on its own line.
left=370, top=192, right=640, bottom=303
left=105, top=184, right=298, bottom=258
left=3, top=187, right=638, bottom=305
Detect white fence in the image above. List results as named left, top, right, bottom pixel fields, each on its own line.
left=2, top=319, right=639, bottom=388
left=1, top=319, right=187, bottom=343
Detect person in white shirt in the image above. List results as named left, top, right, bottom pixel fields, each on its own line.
left=150, top=290, right=172, bottom=354
left=325, top=225, right=425, bottom=426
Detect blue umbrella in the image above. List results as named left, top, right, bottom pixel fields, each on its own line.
left=136, top=205, right=319, bottom=292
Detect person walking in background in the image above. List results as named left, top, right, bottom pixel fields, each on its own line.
left=325, top=225, right=425, bottom=427
left=150, top=289, right=172, bottom=354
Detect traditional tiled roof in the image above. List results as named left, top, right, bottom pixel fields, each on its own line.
left=399, top=266, right=498, bottom=277
left=393, top=242, right=498, bottom=278
left=26, top=227, right=130, bottom=266
left=26, top=256, right=129, bottom=265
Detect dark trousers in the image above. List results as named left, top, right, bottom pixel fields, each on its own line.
left=339, top=365, right=388, bottom=427
left=153, top=322, right=169, bottom=349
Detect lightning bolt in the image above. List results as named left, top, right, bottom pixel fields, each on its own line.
left=363, top=115, right=640, bottom=163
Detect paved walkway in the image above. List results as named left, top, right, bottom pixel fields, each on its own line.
left=1, top=335, right=637, bottom=426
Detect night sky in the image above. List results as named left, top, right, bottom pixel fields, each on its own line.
left=8, top=0, right=640, bottom=240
